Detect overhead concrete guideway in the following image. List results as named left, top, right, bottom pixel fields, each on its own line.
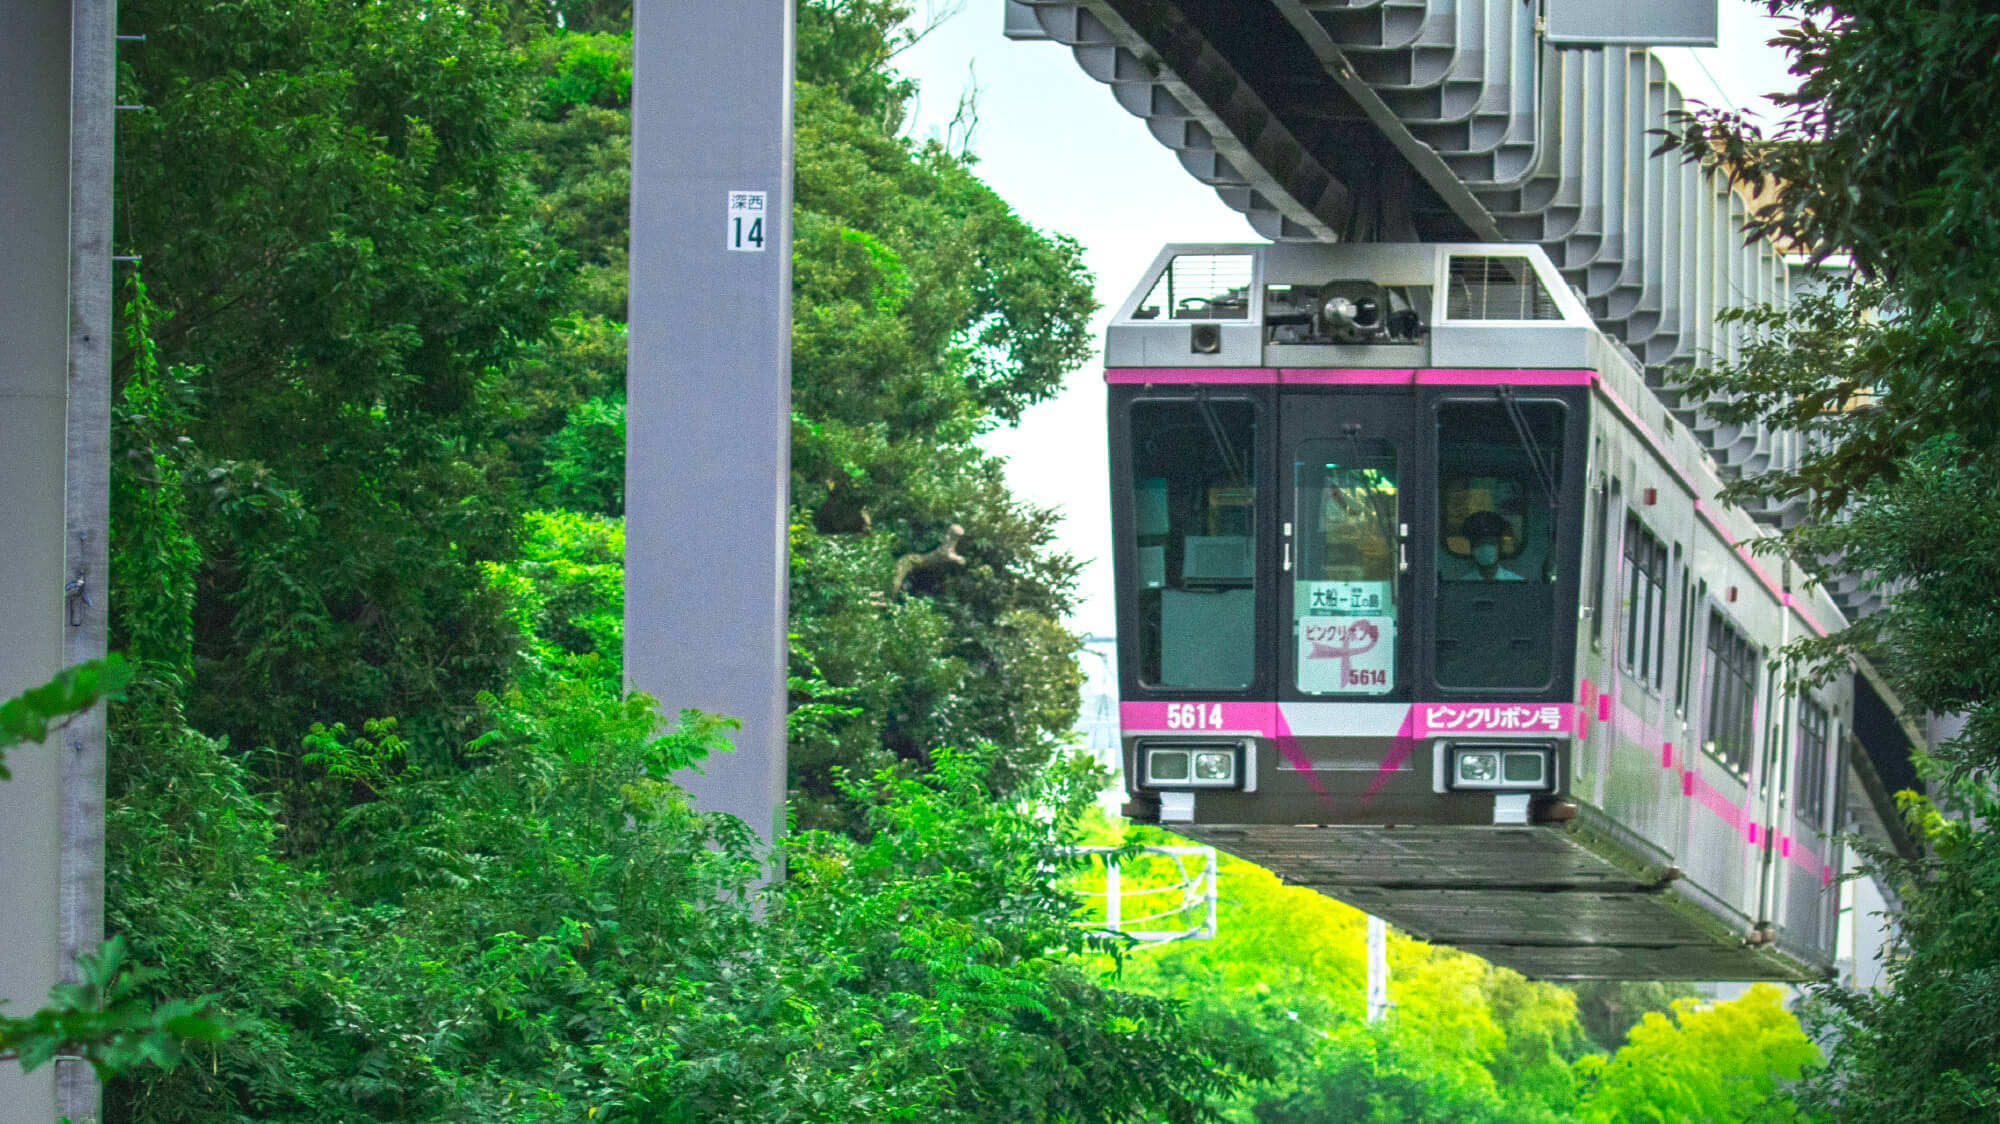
left=1009, top=0, right=1920, bottom=974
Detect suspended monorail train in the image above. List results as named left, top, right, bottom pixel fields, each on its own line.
left=1108, top=243, right=1856, bottom=980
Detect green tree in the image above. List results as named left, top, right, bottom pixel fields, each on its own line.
left=96, top=3, right=1256, bottom=1119
left=103, top=675, right=1260, bottom=1121
left=1794, top=780, right=2000, bottom=1123
left=1657, top=3, right=2000, bottom=1117
left=1565, top=980, right=1702, bottom=1055
left=117, top=0, right=561, bottom=759
left=1661, top=1, right=2000, bottom=513
left=1573, top=985, right=1817, bottom=1123
left=1096, top=839, right=1589, bottom=1122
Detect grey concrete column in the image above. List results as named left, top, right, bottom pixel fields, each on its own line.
left=0, top=1, right=75, bottom=1118
left=625, top=1, right=795, bottom=850
left=59, top=0, right=116, bottom=1119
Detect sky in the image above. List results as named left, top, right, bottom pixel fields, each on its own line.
left=888, top=1, right=1800, bottom=638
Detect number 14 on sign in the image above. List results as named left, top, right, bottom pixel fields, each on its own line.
left=727, top=190, right=767, bottom=252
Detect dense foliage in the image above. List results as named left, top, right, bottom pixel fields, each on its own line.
left=1079, top=837, right=1817, bottom=1123
left=1659, top=2, right=2000, bottom=1118
left=116, top=0, right=559, bottom=758
left=1661, top=1, right=2000, bottom=513
left=57, top=0, right=1833, bottom=1118
left=104, top=681, right=1255, bottom=1121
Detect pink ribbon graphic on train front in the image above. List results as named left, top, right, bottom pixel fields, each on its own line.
left=1360, top=704, right=1424, bottom=808
left=1306, top=618, right=1379, bottom=687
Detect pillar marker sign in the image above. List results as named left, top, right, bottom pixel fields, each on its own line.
left=728, top=190, right=768, bottom=251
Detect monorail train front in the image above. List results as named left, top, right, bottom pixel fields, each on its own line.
left=1106, top=243, right=1843, bottom=980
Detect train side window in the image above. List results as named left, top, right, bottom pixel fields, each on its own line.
left=1295, top=438, right=1399, bottom=695
left=1797, top=697, right=1830, bottom=828
left=1433, top=399, right=1566, bottom=690
left=1701, top=610, right=1758, bottom=777
left=1127, top=398, right=1259, bottom=690
left=1761, top=665, right=1785, bottom=802
left=1673, top=561, right=1693, bottom=711
left=1586, top=477, right=1610, bottom=647
left=1620, top=515, right=1668, bottom=689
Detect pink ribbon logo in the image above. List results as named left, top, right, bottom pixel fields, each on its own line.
left=1307, top=619, right=1379, bottom=685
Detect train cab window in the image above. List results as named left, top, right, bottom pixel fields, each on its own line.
left=1294, top=438, right=1399, bottom=695
left=1620, top=515, right=1669, bottom=690
left=1433, top=399, right=1566, bottom=690
left=1702, top=610, right=1759, bottom=777
left=1796, top=695, right=1831, bottom=828
left=1127, top=399, right=1259, bottom=690
left=1134, top=253, right=1253, bottom=321
left=1443, top=255, right=1562, bottom=320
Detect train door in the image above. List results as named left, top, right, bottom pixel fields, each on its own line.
left=1278, top=393, right=1414, bottom=702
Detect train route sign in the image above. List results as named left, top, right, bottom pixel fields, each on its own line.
left=1298, top=616, right=1395, bottom=695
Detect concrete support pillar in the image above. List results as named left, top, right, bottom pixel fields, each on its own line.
left=625, top=1, right=795, bottom=850
left=0, top=2, right=77, bottom=1118
left=60, top=0, right=117, bottom=1118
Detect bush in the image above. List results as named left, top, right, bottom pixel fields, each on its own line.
left=105, top=669, right=1258, bottom=1121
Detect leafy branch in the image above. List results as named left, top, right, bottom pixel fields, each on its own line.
left=0, top=936, right=228, bottom=1080
left=0, top=656, right=231, bottom=1080
left=0, top=654, right=132, bottom=780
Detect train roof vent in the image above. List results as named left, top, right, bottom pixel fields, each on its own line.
left=1444, top=255, right=1562, bottom=321
left=1137, top=252, right=1253, bottom=321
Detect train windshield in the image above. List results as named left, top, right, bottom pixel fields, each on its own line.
left=1128, top=398, right=1259, bottom=689
left=1294, top=439, right=1399, bottom=695
left=1434, top=399, right=1567, bottom=690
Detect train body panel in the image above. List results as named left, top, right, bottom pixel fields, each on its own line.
left=1109, top=243, right=1849, bottom=979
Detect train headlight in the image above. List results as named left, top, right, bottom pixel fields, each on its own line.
left=1194, top=750, right=1235, bottom=782
left=1457, top=751, right=1499, bottom=784
left=1503, top=752, right=1546, bottom=785
left=1447, top=742, right=1555, bottom=792
left=1141, top=741, right=1244, bottom=789
left=1148, top=749, right=1191, bottom=783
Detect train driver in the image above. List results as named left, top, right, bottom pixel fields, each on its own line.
left=1448, top=511, right=1524, bottom=582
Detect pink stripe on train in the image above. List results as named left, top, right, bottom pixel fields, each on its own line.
left=1104, top=368, right=1278, bottom=384
left=1106, top=366, right=1597, bottom=387
left=1118, top=700, right=1579, bottom=740
left=1120, top=700, right=1579, bottom=808
left=1278, top=368, right=1417, bottom=385
left=1417, top=368, right=1595, bottom=386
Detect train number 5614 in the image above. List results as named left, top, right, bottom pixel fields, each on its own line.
left=1166, top=703, right=1225, bottom=729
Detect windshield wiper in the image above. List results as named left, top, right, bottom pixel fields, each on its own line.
left=1497, top=385, right=1560, bottom=509
left=1195, top=388, right=1249, bottom=486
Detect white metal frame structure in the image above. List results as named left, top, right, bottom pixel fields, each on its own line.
left=1070, top=845, right=1220, bottom=944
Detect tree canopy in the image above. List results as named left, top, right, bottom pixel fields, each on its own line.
left=1660, top=2, right=2000, bottom=1117
left=1074, top=830, right=1816, bottom=1123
